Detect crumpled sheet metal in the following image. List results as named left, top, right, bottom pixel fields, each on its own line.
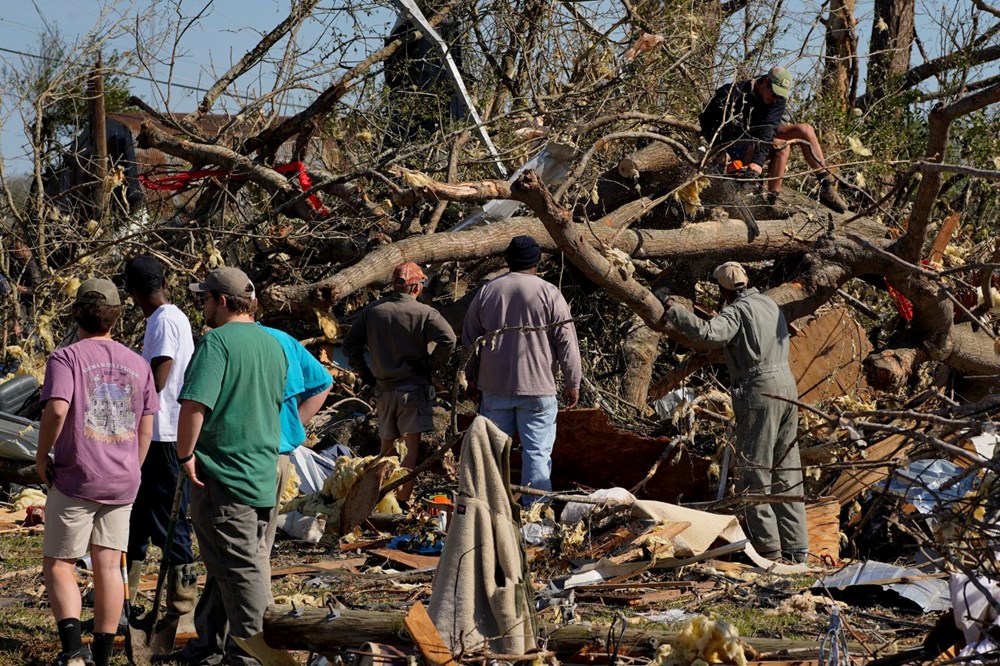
left=814, top=560, right=950, bottom=612
left=886, top=458, right=977, bottom=514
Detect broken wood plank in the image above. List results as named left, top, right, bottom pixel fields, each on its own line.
left=341, top=458, right=395, bottom=536
left=575, top=580, right=716, bottom=592
left=403, top=602, right=456, bottom=666
left=341, top=537, right=391, bottom=551
left=577, top=526, right=638, bottom=560
left=367, top=548, right=439, bottom=570
left=626, top=582, right=717, bottom=605
left=574, top=581, right=718, bottom=606
left=607, top=520, right=692, bottom=564
left=805, top=496, right=840, bottom=561
left=135, top=560, right=366, bottom=591
left=928, top=211, right=961, bottom=266
left=829, top=432, right=915, bottom=506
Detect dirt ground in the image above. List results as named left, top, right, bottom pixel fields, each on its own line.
left=0, top=523, right=937, bottom=665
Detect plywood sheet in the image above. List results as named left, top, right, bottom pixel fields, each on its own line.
left=543, top=409, right=714, bottom=503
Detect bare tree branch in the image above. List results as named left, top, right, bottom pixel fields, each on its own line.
left=184, top=0, right=321, bottom=128
left=897, top=80, right=1000, bottom=263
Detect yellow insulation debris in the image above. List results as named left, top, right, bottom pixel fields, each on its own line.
left=665, top=614, right=747, bottom=666
left=281, top=454, right=407, bottom=535
left=11, top=488, right=47, bottom=512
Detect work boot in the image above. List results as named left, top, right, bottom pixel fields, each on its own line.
left=166, top=563, right=198, bottom=615
left=783, top=550, right=809, bottom=564
left=818, top=179, right=848, bottom=213
left=127, top=560, right=144, bottom=605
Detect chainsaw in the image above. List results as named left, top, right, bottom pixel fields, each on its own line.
left=724, top=160, right=761, bottom=243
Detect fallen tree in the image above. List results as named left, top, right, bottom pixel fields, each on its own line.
left=262, top=604, right=859, bottom=660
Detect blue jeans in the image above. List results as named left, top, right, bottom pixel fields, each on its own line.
left=481, top=393, right=558, bottom=503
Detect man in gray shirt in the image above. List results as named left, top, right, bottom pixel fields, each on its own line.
left=462, top=236, right=582, bottom=503
left=344, top=262, right=456, bottom=503
left=662, top=261, right=808, bottom=563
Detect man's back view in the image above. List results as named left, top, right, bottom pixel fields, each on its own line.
left=462, top=236, right=581, bottom=502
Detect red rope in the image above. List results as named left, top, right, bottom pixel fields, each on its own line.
left=138, top=161, right=328, bottom=215
left=884, top=279, right=914, bottom=322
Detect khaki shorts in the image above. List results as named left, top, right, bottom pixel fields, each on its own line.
left=376, top=384, right=435, bottom=440
left=43, top=486, right=132, bottom=559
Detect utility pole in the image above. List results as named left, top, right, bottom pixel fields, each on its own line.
left=87, top=54, right=108, bottom=222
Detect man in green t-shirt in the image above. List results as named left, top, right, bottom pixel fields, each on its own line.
left=176, top=267, right=287, bottom=666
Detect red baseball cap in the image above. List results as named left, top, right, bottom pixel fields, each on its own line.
left=392, top=262, right=427, bottom=286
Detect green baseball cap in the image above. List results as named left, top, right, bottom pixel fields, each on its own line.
left=767, top=66, right=793, bottom=99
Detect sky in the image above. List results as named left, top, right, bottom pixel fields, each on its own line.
left=0, top=0, right=990, bottom=175
left=0, top=0, right=367, bottom=174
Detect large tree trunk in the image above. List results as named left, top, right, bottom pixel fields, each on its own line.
left=821, top=0, right=859, bottom=151
left=866, top=0, right=916, bottom=105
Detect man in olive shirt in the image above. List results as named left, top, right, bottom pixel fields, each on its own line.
left=176, top=267, right=287, bottom=666
left=344, top=262, right=456, bottom=502
left=661, top=262, right=807, bottom=563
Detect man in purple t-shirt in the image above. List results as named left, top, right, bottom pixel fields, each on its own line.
left=35, top=278, right=158, bottom=666
left=462, top=236, right=581, bottom=504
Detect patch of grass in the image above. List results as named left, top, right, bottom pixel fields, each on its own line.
left=0, top=532, right=44, bottom=571
left=709, top=600, right=823, bottom=640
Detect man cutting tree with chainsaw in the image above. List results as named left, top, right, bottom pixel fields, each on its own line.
left=699, top=65, right=849, bottom=214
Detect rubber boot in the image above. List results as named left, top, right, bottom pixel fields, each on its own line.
left=165, top=563, right=198, bottom=616
left=127, top=561, right=144, bottom=605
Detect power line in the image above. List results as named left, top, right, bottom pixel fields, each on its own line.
left=0, top=44, right=313, bottom=111
left=0, top=44, right=212, bottom=94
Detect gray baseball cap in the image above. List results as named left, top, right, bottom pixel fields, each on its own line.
left=189, top=267, right=256, bottom=300
left=75, top=278, right=121, bottom=306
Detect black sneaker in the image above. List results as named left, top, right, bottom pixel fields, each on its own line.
left=53, top=646, right=95, bottom=666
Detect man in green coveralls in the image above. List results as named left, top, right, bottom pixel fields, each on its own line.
left=661, top=262, right=808, bottom=563
left=175, top=267, right=288, bottom=665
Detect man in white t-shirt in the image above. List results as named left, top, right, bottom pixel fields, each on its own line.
left=123, top=256, right=198, bottom=617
